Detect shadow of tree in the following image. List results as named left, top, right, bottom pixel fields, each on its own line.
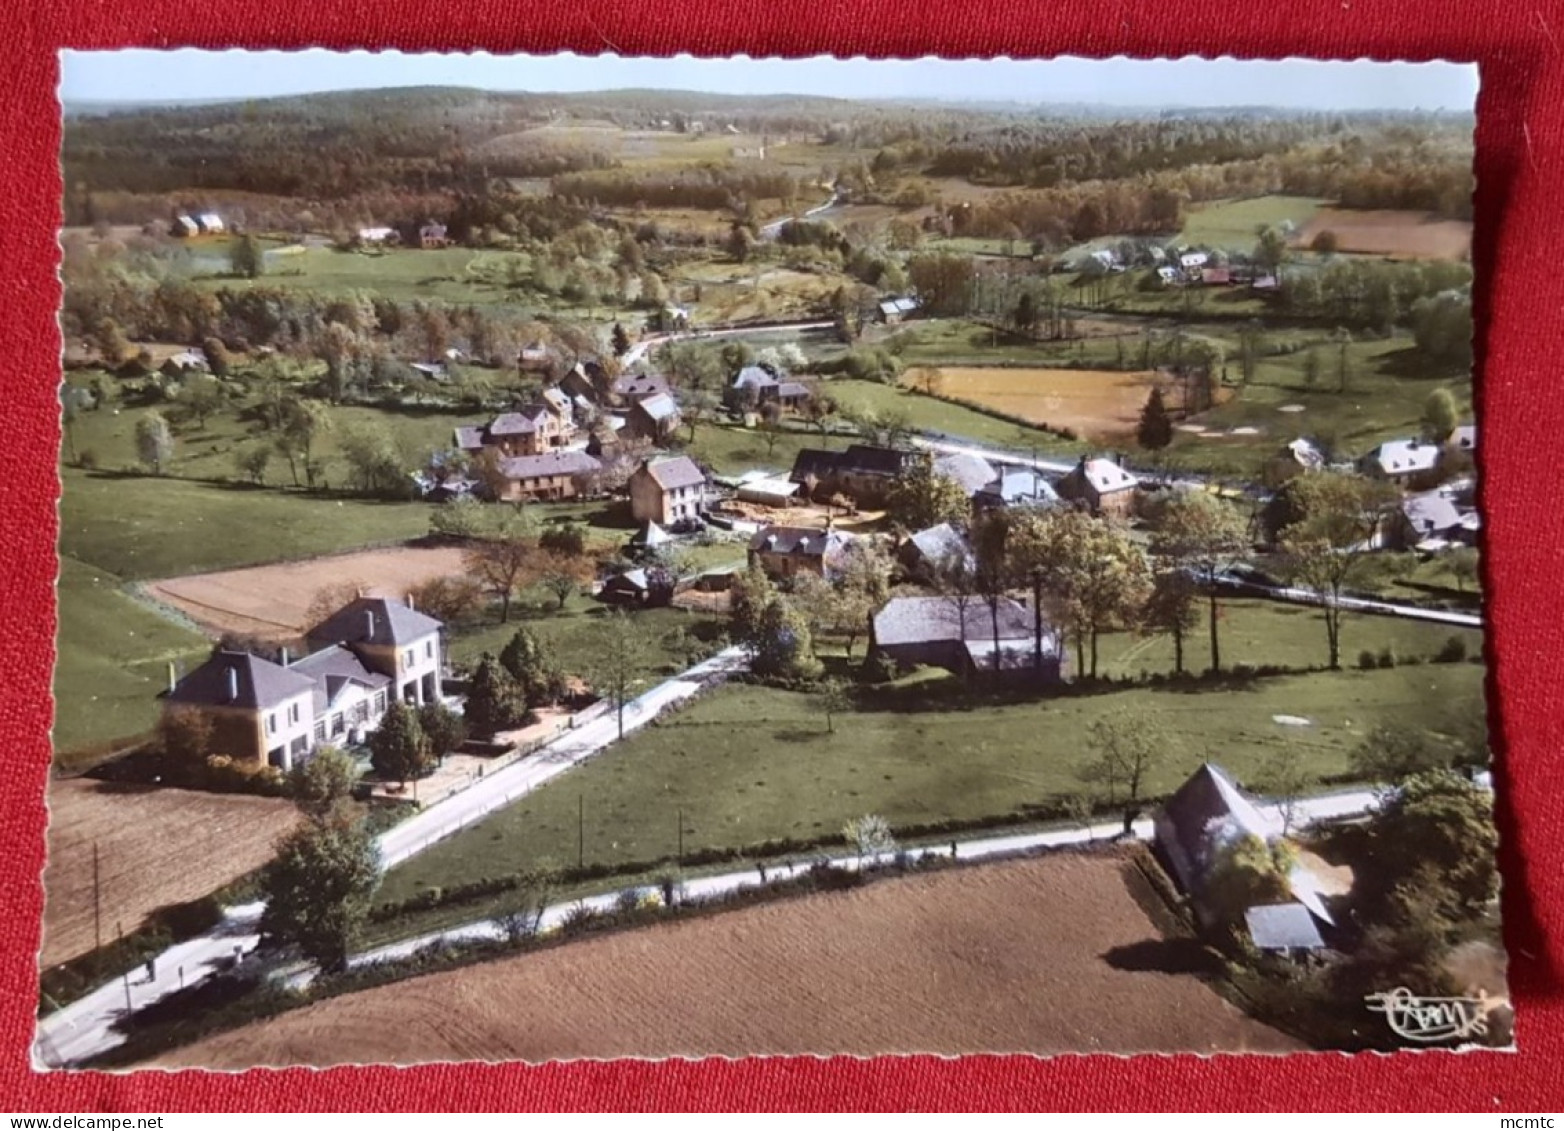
left=1102, top=938, right=1223, bottom=977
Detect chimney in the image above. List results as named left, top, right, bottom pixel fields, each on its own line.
left=280, top=646, right=290, bottom=667
left=225, top=666, right=239, bottom=703
left=365, top=609, right=376, bottom=640
left=406, top=591, right=416, bottom=611
left=167, top=661, right=177, bottom=694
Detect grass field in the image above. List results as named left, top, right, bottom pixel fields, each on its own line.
left=53, top=556, right=214, bottom=762
left=1179, top=196, right=1326, bottom=250
left=909, top=366, right=1159, bottom=441
left=380, top=614, right=1483, bottom=901
left=156, top=852, right=1295, bottom=1066
left=684, top=420, right=848, bottom=476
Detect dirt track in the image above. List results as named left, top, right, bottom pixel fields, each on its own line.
left=42, top=778, right=299, bottom=969
left=152, top=852, right=1298, bottom=1067
left=144, top=546, right=472, bottom=640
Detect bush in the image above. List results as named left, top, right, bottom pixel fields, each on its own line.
left=862, top=650, right=899, bottom=684
left=1434, top=635, right=1468, bottom=664
left=1377, top=646, right=1398, bottom=669
left=1357, top=649, right=1378, bottom=671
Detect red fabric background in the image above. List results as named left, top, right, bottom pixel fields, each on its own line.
left=3, top=0, right=1561, bottom=1111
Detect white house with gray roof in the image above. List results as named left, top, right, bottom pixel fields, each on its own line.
left=869, top=595, right=1062, bottom=683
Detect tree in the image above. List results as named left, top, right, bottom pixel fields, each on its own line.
left=729, top=563, right=779, bottom=650
left=429, top=496, right=484, bottom=540
left=883, top=452, right=969, bottom=533
left=682, top=388, right=719, bottom=443
left=275, top=397, right=334, bottom=490
left=259, top=812, right=380, bottom=972
left=1422, top=387, right=1460, bottom=443
left=1350, top=725, right=1454, bottom=787
left=538, top=523, right=588, bottom=559
left=1278, top=471, right=1396, bottom=669
left=177, top=374, right=225, bottom=430
left=1254, top=226, right=1289, bottom=281
left=1302, top=345, right=1322, bottom=389
left=234, top=443, right=271, bottom=485
left=539, top=551, right=591, bottom=610
left=499, top=627, right=552, bottom=706
left=230, top=234, right=266, bottom=280
left=408, top=575, right=486, bottom=625
left=610, top=322, right=632, bottom=357
left=464, top=523, right=540, bottom=623
left=1136, top=387, right=1174, bottom=454
left=751, top=597, right=822, bottom=680
left=1151, top=492, right=1250, bottom=673
left=1333, top=326, right=1354, bottom=393
left=158, top=705, right=213, bottom=767
left=588, top=610, right=651, bottom=740
left=1447, top=545, right=1481, bottom=595
left=843, top=813, right=895, bottom=867
left=287, top=745, right=360, bottom=818
left=816, top=677, right=851, bottom=734
left=418, top=701, right=468, bottom=766
left=367, top=699, right=431, bottom=789
left=1311, top=229, right=1340, bottom=256
left=1255, top=747, right=1318, bottom=836
left=465, top=653, right=529, bottom=738
left=1142, top=568, right=1200, bottom=675
left=1202, top=834, right=1294, bottom=930
left=1076, top=713, right=1165, bottom=832
left=135, top=410, right=174, bottom=475
left=1360, top=771, right=1498, bottom=922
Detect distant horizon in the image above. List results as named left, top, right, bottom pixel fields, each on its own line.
left=59, top=51, right=1480, bottom=114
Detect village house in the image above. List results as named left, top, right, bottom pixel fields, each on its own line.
left=419, top=220, right=451, bottom=249
left=933, top=452, right=999, bottom=499
left=163, top=597, right=445, bottom=772
left=973, top=467, right=1060, bottom=511
left=491, top=450, right=602, bottom=503
left=598, top=567, right=673, bottom=607
left=624, top=392, right=682, bottom=443
left=1264, top=438, right=1327, bottom=486
left=1357, top=438, right=1444, bottom=490
left=727, top=365, right=781, bottom=410
left=519, top=341, right=555, bottom=374
left=1056, top=456, right=1140, bottom=518
left=1386, top=490, right=1470, bottom=552
left=612, top=373, right=672, bottom=406
left=897, top=522, right=974, bottom=582
left=877, top=296, right=920, bottom=324
left=1179, top=250, right=1209, bottom=281
left=790, top=444, right=917, bottom=507
left=358, top=226, right=397, bottom=245
left=1153, top=763, right=1334, bottom=946
left=454, top=405, right=576, bottom=460
left=628, top=455, right=708, bottom=527
left=559, top=361, right=606, bottom=403
left=748, top=524, right=857, bottom=582
left=868, top=595, right=1062, bottom=684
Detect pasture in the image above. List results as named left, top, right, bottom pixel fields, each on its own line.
left=1179, top=195, right=1326, bottom=250
left=152, top=852, right=1297, bottom=1065
left=1291, top=208, right=1472, bottom=261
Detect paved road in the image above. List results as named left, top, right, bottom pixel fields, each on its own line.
left=342, top=786, right=1381, bottom=974
left=34, top=646, right=749, bottom=1069
left=758, top=192, right=842, bottom=239
left=621, top=319, right=836, bottom=369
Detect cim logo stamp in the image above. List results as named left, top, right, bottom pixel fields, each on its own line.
left=1365, top=987, right=1490, bottom=1043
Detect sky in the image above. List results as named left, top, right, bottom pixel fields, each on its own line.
left=59, top=50, right=1479, bottom=113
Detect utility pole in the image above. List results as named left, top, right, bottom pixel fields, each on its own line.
left=577, top=794, right=584, bottom=871
left=677, top=806, right=684, bottom=865
left=92, top=841, right=102, bottom=957
left=117, top=922, right=131, bottom=1015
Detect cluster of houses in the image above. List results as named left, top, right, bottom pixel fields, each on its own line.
left=169, top=212, right=226, bottom=238
left=1070, top=241, right=1279, bottom=290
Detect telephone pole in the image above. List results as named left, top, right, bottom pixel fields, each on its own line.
left=577, top=794, right=584, bottom=871
left=92, top=841, right=102, bottom=956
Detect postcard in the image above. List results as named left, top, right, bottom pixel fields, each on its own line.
left=37, top=49, right=1499, bottom=1069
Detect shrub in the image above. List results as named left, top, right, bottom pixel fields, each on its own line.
left=1434, top=635, right=1468, bottom=664
left=1357, top=649, right=1378, bottom=671
left=1377, top=646, right=1398, bottom=669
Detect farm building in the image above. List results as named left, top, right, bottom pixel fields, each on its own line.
left=897, top=522, right=974, bottom=581
left=933, top=452, right=998, bottom=498
left=748, top=524, right=857, bottom=582
left=1153, top=763, right=1335, bottom=939
left=419, top=220, right=450, bottom=249
left=1056, top=457, right=1140, bottom=518
left=735, top=476, right=802, bottom=507
left=612, top=373, right=672, bottom=406
left=624, top=393, right=682, bottom=443
left=790, top=444, right=917, bottom=506
left=728, top=365, right=781, bottom=409
left=1387, top=491, right=1469, bottom=551
left=599, top=568, right=672, bottom=607
left=358, top=226, right=397, bottom=244
left=868, top=595, right=1062, bottom=684
left=1357, top=438, right=1444, bottom=489
left=164, top=597, right=446, bottom=773
left=493, top=450, right=602, bottom=503
left=628, top=455, right=708, bottom=527
left=877, top=296, right=920, bottom=324
left=974, top=467, right=1060, bottom=511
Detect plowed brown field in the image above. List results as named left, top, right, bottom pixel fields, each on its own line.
left=152, top=852, right=1298, bottom=1067
left=144, top=545, right=471, bottom=641
left=1292, top=208, right=1472, bottom=260
left=925, top=367, right=1162, bottom=441
left=42, top=778, right=299, bottom=969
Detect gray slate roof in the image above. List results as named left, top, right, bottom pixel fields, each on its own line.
left=1401, top=491, right=1463, bottom=535
left=168, top=650, right=316, bottom=711
left=307, top=596, right=443, bottom=649
left=977, top=469, right=1060, bottom=508
left=749, top=525, right=853, bottom=558
left=733, top=365, right=780, bottom=390
left=289, top=644, right=392, bottom=715
left=498, top=450, right=602, bottom=481
left=906, top=522, right=974, bottom=567
left=640, top=455, right=706, bottom=491
left=872, top=595, right=1034, bottom=648
left=1362, top=438, right=1441, bottom=476
left=636, top=392, right=680, bottom=421
left=934, top=452, right=998, bottom=496
left=1245, top=903, right=1327, bottom=951
left=613, top=374, right=671, bottom=400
